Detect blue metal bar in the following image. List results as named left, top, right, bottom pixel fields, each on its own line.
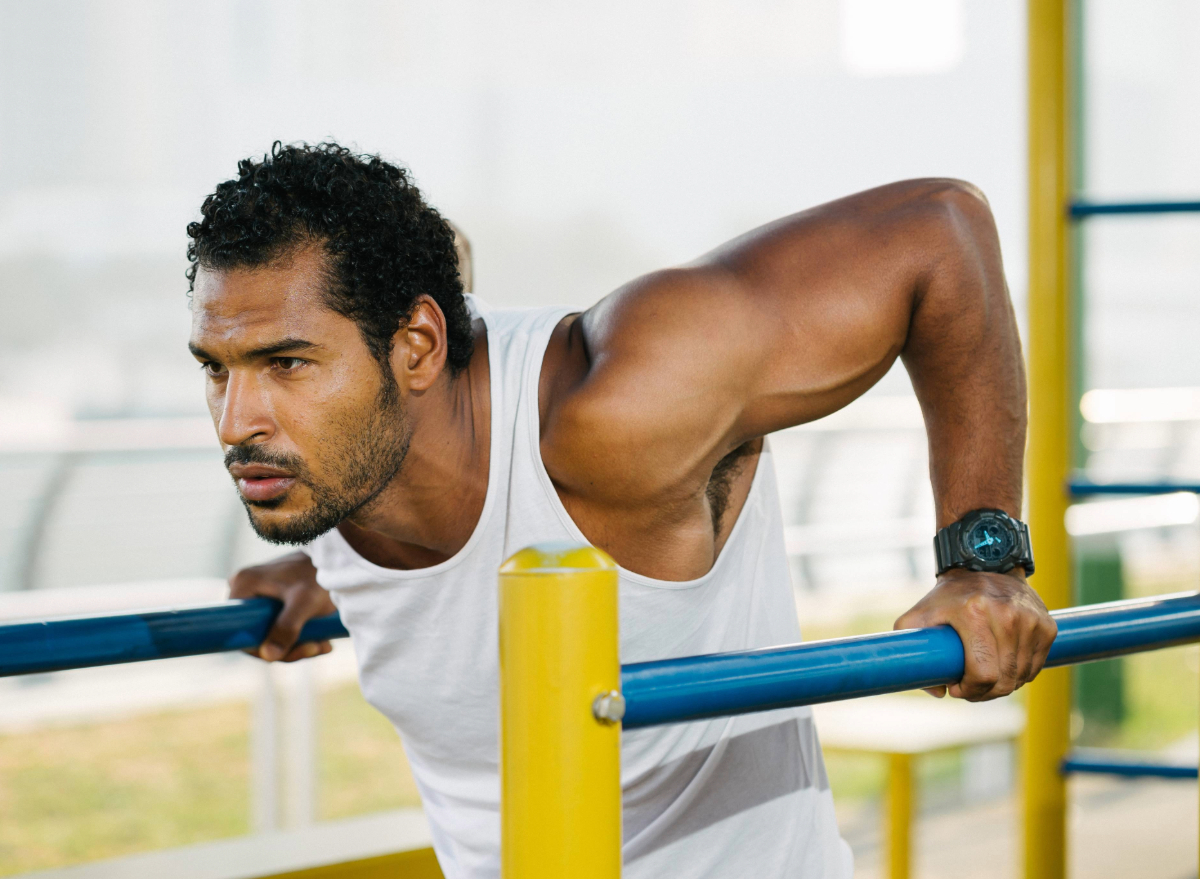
left=0, top=599, right=349, bottom=677
left=620, top=591, right=1200, bottom=729
left=1069, top=477, right=1200, bottom=496
left=8, top=592, right=1200, bottom=729
left=1070, top=200, right=1200, bottom=217
left=1062, top=748, right=1198, bottom=779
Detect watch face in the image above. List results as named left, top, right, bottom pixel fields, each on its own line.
left=963, top=516, right=1015, bottom=563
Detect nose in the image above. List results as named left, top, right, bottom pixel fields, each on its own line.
left=217, top=371, right=275, bottom=448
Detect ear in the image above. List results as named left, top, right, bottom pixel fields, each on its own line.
left=390, top=296, right=449, bottom=391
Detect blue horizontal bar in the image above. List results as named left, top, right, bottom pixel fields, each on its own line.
left=9, top=591, right=1200, bottom=731
left=1062, top=749, right=1198, bottom=779
left=1069, top=477, right=1200, bottom=496
left=0, top=599, right=349, bottom=677
left=620, top=591, right=1200, bottom=729
left=1070, top=200, right=1200, bottom=217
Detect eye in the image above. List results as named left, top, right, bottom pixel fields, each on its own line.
left=200, top=361, right=227, bottom=378
left=272, top=357, right=306, bottom=372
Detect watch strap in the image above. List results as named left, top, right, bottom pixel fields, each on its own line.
left=933, top=521, right=960, bottom=575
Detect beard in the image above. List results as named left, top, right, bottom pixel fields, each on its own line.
left=225, top=375, right=411, bottom=546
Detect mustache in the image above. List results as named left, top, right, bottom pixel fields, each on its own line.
left=224, top=444, right=307, bottom=474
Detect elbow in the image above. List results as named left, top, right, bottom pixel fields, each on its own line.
left=911, top=180, right=1005, bottom=299
left=887, top=178, right=1001, bottom=271
left=927, top=179, right=998, bottom=244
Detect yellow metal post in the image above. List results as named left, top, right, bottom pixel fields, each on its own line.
left=885, top=752, right=913, bottom=879
left=1024, top=2, right=1074, bottom=879
left=499, top=543, right=622, bottom=879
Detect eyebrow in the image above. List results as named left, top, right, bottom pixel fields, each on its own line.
left=188, top=338, right=320, bottom=362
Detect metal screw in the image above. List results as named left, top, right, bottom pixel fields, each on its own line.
left=593, top=690, right=626, bottom=724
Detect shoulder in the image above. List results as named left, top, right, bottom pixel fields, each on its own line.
left=538, top=268, right=754, bottom=506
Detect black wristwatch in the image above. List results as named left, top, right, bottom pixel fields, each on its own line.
left=934, top=508, right=1034, bottom=576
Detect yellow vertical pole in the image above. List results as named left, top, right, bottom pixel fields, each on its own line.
left=1024, top=2, right=1074, bottom=879
left=886, top=752, right=913, bottom=879
left=499, top=543, right=622, bottom=879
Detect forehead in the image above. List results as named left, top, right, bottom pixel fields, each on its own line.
left=190, top=246, right=346, bottom=349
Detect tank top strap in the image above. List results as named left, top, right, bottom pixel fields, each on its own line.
left=468, top=295, right=575, bottom=475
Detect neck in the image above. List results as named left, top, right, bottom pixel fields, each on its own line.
left=338, top=326, right=490, bottom=569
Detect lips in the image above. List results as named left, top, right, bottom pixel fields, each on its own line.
left=228, top=463, right=297, bottom=504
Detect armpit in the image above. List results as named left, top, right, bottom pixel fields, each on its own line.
left=706, top=438, right=762, bottom=537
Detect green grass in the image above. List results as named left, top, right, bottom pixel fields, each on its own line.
left=317, top=682, right=421, bottom=819
left=1078, top=644, right=1199, bottom=749
left=0, top=683, right=420, bottom=877
left=1078, top=569, right=1200, bottom=749
left=0, top=702, right=251, bottom=876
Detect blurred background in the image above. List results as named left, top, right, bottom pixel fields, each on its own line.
left=1, top=1, right=1199, bottom=877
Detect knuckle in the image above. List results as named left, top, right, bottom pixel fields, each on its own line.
left=963, top=684, right=992, bottom=701
left=972, top=669, right=999, bottom=688
left=1023, top=614, right=1043, bottom=639
left=963, top=593, right=991, bottom=615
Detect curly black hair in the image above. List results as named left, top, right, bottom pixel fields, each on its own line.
left=186, top=141, right=473, bottom=374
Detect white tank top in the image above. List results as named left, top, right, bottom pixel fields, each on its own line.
left=308, top=297, right=852, bottom=879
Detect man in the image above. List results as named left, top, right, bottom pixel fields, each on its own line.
left=190, top=142, right=1053, bottom=878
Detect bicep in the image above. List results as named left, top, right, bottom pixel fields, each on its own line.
left=558, top=179, right=999, bottom=500
left=581, top=185, right=939, bottom=446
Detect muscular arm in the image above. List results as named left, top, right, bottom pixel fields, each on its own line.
left=552, top=178, right=1052, bottom=700
left=565, top=179, right=1022, bottom=515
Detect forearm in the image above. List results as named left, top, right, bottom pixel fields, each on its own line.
left=901, top=186, right=1026, bottom=529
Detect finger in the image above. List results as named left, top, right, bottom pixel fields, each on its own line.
left=1014, top=616, right=1041, bottom=688
left=948, top=625, right=1001, bottom=701
left=228, top=569, right=283, bottom=601
left=923, top=686, right=947, bottom=698
left=988, top=607, right=1023, bottom=697
left=261, top=598, right=321, bottom=661
left=282, top=641, right=324, bottom=663
left=1006, top=621, right=1032, bottom=693
left=1026, top=615, right=1057, bottom=681
left=282, top=640, right=332, bottom=662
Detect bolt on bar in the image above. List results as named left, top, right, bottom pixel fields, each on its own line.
left=0, top=599, right=349, bottom=677
left=619, top=591, right=1200, bottom=729
left=1070, top=200, right=1200, bottom=217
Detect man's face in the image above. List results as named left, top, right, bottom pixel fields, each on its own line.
left=189, top=245, right=410, bottom=544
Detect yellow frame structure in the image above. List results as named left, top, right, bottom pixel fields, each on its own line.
left=498, top=544, right=622, bottom=879
left=1024, top=1, right=1074, bottom=877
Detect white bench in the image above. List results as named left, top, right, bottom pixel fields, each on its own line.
left=814, top=694, right=1026, bottom=879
